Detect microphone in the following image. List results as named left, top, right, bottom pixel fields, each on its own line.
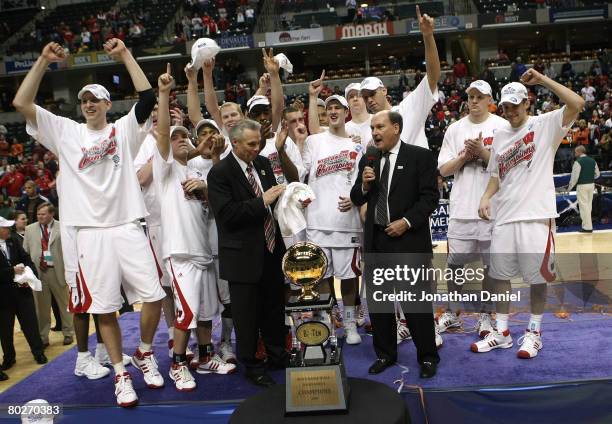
left=366, top=145, right=379, bottom=168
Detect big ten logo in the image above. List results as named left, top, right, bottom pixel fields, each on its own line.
left=300, top=327, right=323, bottom=338
left=430, top=203, right=449, bottom=228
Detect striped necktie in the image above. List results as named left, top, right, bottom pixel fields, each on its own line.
left=375, top=152, right=391, bottom=226
left=247, top=166, right=275, bottom=253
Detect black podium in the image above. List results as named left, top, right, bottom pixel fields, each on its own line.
left=230, top=377, right=410, bottom=424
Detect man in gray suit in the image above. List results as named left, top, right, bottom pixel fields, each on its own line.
left=23, top=202, right=73, bottom=346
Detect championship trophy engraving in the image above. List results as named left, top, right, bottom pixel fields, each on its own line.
left=283, top=242, right=350, bottom=415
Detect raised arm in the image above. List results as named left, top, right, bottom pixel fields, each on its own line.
left=202, top=58, right=223, bottom=129
left=13, top=42, right=66, bottom=124
left=520, top=68, right=585, bottom=127
left=185, top=65, right=204, bottom=126
left=416, top=5, right=441, bottom=94
left=263, top=48, right=284, bottom=130
left=308, top=70, right=325, bottom=134
left=156, top=64, right=173, bottom=161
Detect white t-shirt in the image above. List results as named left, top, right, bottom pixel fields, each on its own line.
left=152, top=148, right=212, bottom=264
left=488, top=107, right=571, bottom=226
left=581, top=86, right=596, bottom=103
left=391, top=77, right=439, bottom=149
left=346, top=115, right=373, bottom=148
left=26, top=105, right=149, bottom=227
left=134, top=133, right=161, bottom=227
left=259, top=136, right=304, bottom=184
left=301, top=131, right=364, bottom=245
left=438, top=113, right=509, bottom=220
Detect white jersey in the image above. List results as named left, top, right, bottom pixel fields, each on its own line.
left=302, top=131, right=364, bottom=238
left=438, top=113, right=509, bottom=220
left=134, top=133, right=161, bottom=227
left=346, top=115, right=373, bottom=148
left=26, top=105, right=149, bottom=227
left=391, top=77, right=439, bottom=149
left=488, top=107, right=571, bottom=226
left=259, top=136, right=304, bottom=184
left=152, top=148, right=212, bottom=265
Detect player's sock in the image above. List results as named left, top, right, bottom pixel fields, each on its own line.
left=198, top=344, right=213, bottom=361
left=173, top=352, right=187, bottom=364
left=139, top=341, right=152, bottom=353
left=496, top=313, right=509, bottom=333
left=528, top=314, right=543, bottom=333
left=113, top=363, right=127, bottom=375
left=96, top=342, right=106, bottom=354
left=77, top=351, right=90, bottom=360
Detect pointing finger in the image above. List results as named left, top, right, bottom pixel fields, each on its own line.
left=320, top=70, right=326, bottom=81
left=166, top=62, right=171, bottom=76
left=416, top=5, right=421, bottom=20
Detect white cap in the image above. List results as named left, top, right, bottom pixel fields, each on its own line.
left=466, top=80, right=492, bottom=96
left=247, top=95, right=270, bottom=112
left=187, top=38, right=221, bottom=71
left=344, top=83, right=361, bottom=99
left=77, top=84, right=110, bottom=101
left=359, top=77, right=384, bottom=92
left=324, top=94, right=349, bottom=109
left=170, top=125, right=190, bottom=137
left=0, top=216, right=14, bottom=227
left=20, top=399, right=54, bottom=424
left=316, top=98, right=326, bottom=108
left=500, top=82, right=528, bottom=105
left=274, top=53, right=293, bottom=74
left=195, top=119, right=220, bottom=135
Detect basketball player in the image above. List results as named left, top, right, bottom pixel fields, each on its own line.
left=476, top=69, right=584, bottom=358
left=437, top=80, right=509, bottom=342
left=14, top=40, right=166, bottom=407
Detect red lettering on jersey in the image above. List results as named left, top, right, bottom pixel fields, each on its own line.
left=483, top=137, right=493, bottom=146
left=522, top=131, right=534, bottom=145
left=78, top=127, right=118, bottom=170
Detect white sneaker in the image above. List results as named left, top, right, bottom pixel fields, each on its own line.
left=344, top=321, right=362, bottom=345
left=471, top=330, right=513, bottom=353
left=196, top=353, right=237, bottom=375
left=356, top=304, right=367, bottom=327
left=436, top=311, right=462, bottom=333
left=114, top=372, right=138, bottom=407
left=169, top=363, right=196, bottom=391
left=397, top=319, right=411, bottom=344
left=74, top=353, right=111, bottom=380
left=131, top=349, right=164, bottom=388
left=435, top=327, right=443, bottom=348
left=219, top=341, right=237, bottom=364
left=95, top=349, right=132, bottom=367
left=517, top=330, right=543, bottom=359
left=476, top=313, right=495, bottom=338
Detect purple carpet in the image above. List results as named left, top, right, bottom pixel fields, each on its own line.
left=0, top=311, right=610, bottom=408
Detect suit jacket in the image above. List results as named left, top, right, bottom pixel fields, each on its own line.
left=0, top=234, right=38, bottom=286
left=350, top=141, right=439, bottom=253
left=207, top=153, right=286, bottom=283
left=23, top=219, right=65, bottom=283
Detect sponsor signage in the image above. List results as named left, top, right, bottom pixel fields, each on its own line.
left=265, top=28, right=324, bottom=46
left=408, top=15, right=466, bottom=32
left=4, top=59, right=59, bottom=74
left=550, top=7, right=607, bottom=22
left=478, top=10, right=535, bottom=27
left=336, top=21, right=393, bottom=40
left=215, top=33, right=254, bottom=50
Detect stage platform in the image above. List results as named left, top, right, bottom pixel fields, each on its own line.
left=0, top=306, right=610, bottom=423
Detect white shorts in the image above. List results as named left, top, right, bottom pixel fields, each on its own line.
left=70, top=222, right=166, bottom=314
left=147, top=224, right=170, bottom=287
left=321, top=247, right=361, bottom=280
left=167, top=258, right=221, bottom=330
left=447, top=218, right=493, bottom=241
left=60, top=223, right=78, bottom=288
left=213, top=257, right=231, bottom=305
left=447, top=238, right=491, bottom=266
left=489, top=219, right=556, bottom=285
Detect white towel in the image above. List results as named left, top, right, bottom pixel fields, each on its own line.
left=14, top=265, right=42, bottom=292
left=274, top=182, right=315, bottom=237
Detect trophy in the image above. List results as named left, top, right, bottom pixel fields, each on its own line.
left=283, top=242, right=350, bottom=415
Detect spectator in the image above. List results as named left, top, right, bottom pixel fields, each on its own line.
left=0, top=134, right=9, bottom=158
left=581, top=79, right=596, bottom=104
left=245, top=5, right=255, bottom=27
left=192, top=13, right=203, bottom=38
left=16, top=181, right=49, bottom=225
left=81, top=27, right=92, bottom=49
left=561, top=57, right=574, bottom=79
left=572, top=120, right=590, bottom=147
left=453, top=57, right=468, bottom=87
left=0, top=165, right=25, bottom=201
left=11, top=210, right=27, bottom=244
left=218, top=16, right=230, bottom=32
left=544, top=60, right=557, bottom=80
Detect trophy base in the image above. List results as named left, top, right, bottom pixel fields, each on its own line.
left=285, top=350, right=349, bottom=416
left=286, top=293, right=333, bottom=312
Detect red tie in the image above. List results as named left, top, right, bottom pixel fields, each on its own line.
left=40, top=224, right=49, bottom=270
left=246, top=166, right=275, bottom=253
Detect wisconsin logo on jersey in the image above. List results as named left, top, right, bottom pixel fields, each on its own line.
left=316, top=149, right=358, bottom=178
left=266, top=151, right=285, bottom=183
left=497, top=131, right=536, bottom=179
left=78, top=127, right=119, bottom=170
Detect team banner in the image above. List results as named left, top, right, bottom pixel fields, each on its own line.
left=478, top=10, right=536, bottom=27
left=4, top=59, right=60, bottom=74
left=550, top=7, right=608, bottom=22
left=215, top=34, right=254, bottom=50
left=407, top=15, right=466, bottom=33
left=335, top=21, right=393, bottom=40
left=265, top=28, right=324, bottom=46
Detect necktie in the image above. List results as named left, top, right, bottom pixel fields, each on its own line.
left=40, top=224, right=49, bottom=271
left=246, top=166, right=276, bottom=253
left=375, top=152, right=391, bottom=226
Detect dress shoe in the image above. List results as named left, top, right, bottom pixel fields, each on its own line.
left=419, top=361, right=437, bottom=378
left=246, top=373, right=276, bottom=388
left=34, top=353, right=48, bottom=365
left=368, top=358, right=395, bottom=374
left=63, top=335, right=74, bottom=345
left=1, top=358, right=15, bottom=371
left=0, top=370, right=8, bottom=381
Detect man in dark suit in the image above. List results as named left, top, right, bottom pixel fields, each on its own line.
left=350, top=111, right=440, bottom=378
left=207, top=119, right=288, bottom=387
left=0, top=216, right=48, bottom=377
